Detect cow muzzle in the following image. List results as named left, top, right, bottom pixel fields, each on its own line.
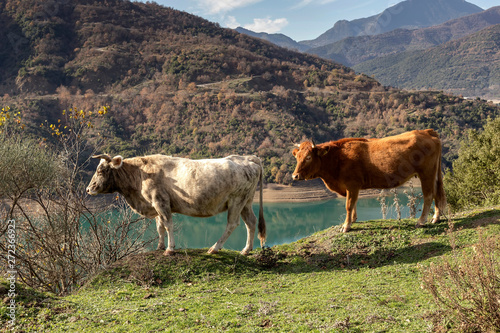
left=292, top=173, right=303, bottom=181
left=86, top=186, right=97, bottom=196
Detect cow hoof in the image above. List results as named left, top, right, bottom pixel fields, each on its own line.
left=207, top=247, right=218, bottom=254
left=157, top=245, right=166, bottom=251
left=240, top=249, right=251, bottom=256
left=341, top=226, right=351, bottom=233
left=431, top=217, right=440, bottom=224
left=163, top=249, right=175, bottom=256
left=415, top=223, right=425, bottom=228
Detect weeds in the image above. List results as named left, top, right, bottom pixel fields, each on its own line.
left=404, top=181, right=423, bottom=218
left=390, top=188, right=402, bottom=220
left=377, top=183, right=423, bottom=220
left=254, top=246, right=283, bottom=268
left=377, top=189, right=388, bottom=219
left=422, top=228, right=500, bottom=332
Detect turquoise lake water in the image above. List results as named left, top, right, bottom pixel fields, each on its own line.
left=140, top=191, right=423, bottom=251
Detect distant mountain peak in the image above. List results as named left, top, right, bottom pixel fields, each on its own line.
left=235, top=27, right=309, bottom=52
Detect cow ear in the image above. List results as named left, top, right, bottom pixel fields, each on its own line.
left=317, top=147, right=329, bottom=157
left=292, top=148, right=299, bottom=157
left=110, top=155, right=123, bottom=169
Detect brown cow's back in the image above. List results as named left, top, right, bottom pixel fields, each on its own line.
left=321, top=130, right=440, bottom=191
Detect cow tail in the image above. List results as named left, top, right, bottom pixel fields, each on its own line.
left=435, top=147, right=447, bottom=214
left=257, top=163, right=267, bottom=247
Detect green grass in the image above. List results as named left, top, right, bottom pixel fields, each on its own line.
left=2, top=207, right=499, bottom=332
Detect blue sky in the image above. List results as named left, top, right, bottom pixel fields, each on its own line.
left=142, top=0, right=499, bottom=42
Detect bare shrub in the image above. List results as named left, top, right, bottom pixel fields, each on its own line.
left=403, top=181, right=422, bottom=218
left=376, top=189, right=388, bottom=219
left=0, top=106, right=155, bottom=294
left=422, top=228, right=500, bottom=332
left=390, top=188, right=402, bottom=220
left=9, top=193, right=153, bottom=294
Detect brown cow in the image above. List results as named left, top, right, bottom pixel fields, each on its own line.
left=292, top=129, right=446, bottom=232
left=86, top=154, right=266, bottom=255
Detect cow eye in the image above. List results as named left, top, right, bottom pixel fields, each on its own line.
left=306, top=155, right=312, bottom=161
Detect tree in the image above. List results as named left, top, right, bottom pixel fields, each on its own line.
left=444, top=117, right=500, bottom=211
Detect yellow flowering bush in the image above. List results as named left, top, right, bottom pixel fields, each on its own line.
left=41, top=105, right=109, bottom=139
left=0, top=106, right=24, bottom=135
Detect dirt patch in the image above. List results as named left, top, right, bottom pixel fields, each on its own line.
left=256, top=179, right=337, bottom=203
left=468, top=216, right=500, bottom=228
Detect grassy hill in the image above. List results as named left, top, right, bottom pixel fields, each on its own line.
left=0, top=0, right=499, bottom=184
left=2, top=207, right=499, bottom=332
left=308, top=6, right=500, bottom=67
left=354, top=24, right=500, bottom=100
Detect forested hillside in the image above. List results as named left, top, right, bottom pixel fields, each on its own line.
left=0, top=0, right=499, bottom=183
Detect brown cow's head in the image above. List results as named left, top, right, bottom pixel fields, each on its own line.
left=292, top=141, right=329, bottom=181
left=86, top=154, right=123, bottom=195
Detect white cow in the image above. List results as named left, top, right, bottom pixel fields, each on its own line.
left=86, top=154, right=266, bottom=255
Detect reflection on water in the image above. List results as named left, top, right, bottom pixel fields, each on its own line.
left=141, top=191, right=423, bottom=251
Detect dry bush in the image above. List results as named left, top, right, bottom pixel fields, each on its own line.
left=422, top=228, right=500, bottom=332
left=0, top=106, right=155, bottom=294
left=7, top=192, right=154, bottom=294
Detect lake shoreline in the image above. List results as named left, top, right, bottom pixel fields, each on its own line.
left=256, top=178, right=421, bottom=203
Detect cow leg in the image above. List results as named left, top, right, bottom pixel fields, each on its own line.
left=240, top=201, right=257, bottom=255
left=151, top=194, right=175, bottom=255
left=208, top=200, right=242, bottom=254
left=430, top=185, right=442, bottom=224
left=353, top=204, right=358, bottom=223
left=155, top=216, right=166, bottom=251
left=342, top=189, right=359, bottom=233
left=417, top=178, right=433, bottom=227
left=156, top=214, right=175, bottom=256
left=162, top=216, right=175, bottom=256
left=431, top=202, right=441, bottom=224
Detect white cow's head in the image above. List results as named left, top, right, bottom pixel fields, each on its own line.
left=86, top=154, right=123, bottom=195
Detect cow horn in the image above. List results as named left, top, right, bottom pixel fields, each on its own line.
left=290, top=139, right=301, bottom=148
left=311, top=139, right=316, bottom=149
left=92, top=154, right=112, bottom=162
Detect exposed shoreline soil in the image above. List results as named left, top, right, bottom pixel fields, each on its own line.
left=256, top=178, right=421, bottom=203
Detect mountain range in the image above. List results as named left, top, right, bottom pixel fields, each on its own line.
left=236, top=0, right=484, bottom=51
left=300, top=0, right=483, bottom=48
left=235, top=0, right=498, bottom=99
left=235, top=27, right=309, bottom=52
left=308, top=6, right=500, bottom=67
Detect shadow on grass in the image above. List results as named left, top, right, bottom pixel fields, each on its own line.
left=273, top=209, right=500, bottom=274
left=272, top=241, right=452, bottom=275
left=92, top=248, right=263, bottom=288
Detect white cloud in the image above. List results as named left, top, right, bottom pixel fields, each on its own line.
left=225, top=16, right=240, bottom=29
left=243, top=17, right=289, bottom=33
left=198, top=0, right=263, bottom=14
